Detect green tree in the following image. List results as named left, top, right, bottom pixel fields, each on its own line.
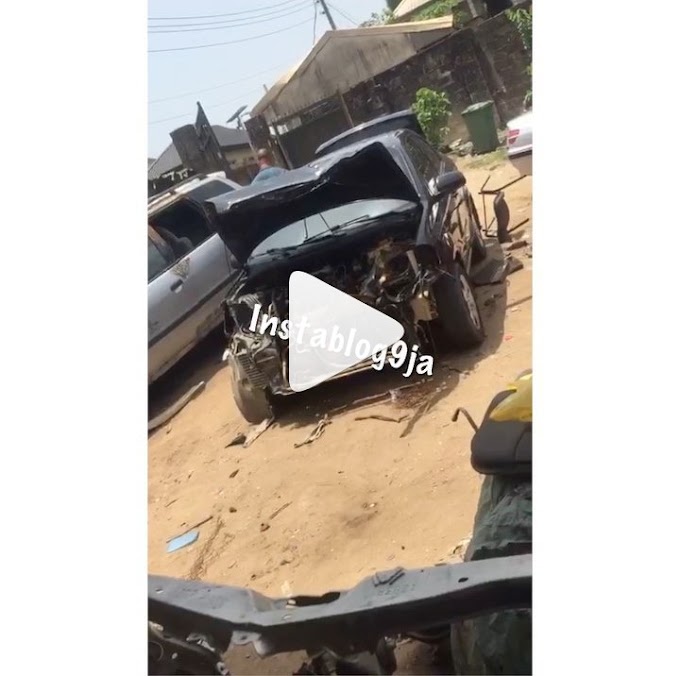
left=414, top=0, right=468, bottom=23
left=412, top=88, right=452, bottom=148
left=361, top=8, right=395, bottom=26
left=507, top=6, right=532, bottom=108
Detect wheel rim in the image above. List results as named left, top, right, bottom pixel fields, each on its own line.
left=460, top=274, right=482, bottom=330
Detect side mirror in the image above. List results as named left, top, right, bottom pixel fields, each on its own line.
left=433, top=170, right=466, bottom=198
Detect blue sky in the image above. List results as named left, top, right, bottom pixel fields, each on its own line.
left=148, top=0, right=390, bottom=157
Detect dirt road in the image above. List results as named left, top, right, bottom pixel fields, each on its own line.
left=148, top=156, right=531, bottom=671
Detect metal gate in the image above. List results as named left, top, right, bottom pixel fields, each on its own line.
left=276, top=95, right=352, bottom=168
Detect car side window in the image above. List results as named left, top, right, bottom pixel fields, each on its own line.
left=148, top=236, right=173, bottom=282
left=403, top=134, right=442, bottom=189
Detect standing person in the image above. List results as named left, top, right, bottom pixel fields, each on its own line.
left=251, top=148, right=288, bottom=184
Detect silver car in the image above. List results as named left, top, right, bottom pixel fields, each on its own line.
left=148, top=173, right=240, bottom=384
left=506, top=110, right=532, bottom=176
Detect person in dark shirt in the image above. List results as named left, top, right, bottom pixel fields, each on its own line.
left=251, top=148, right=288, bottom=184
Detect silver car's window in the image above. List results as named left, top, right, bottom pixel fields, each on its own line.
left=148, top=237, right=170, bottom=282
left=188, top=180, right=235, bottom=203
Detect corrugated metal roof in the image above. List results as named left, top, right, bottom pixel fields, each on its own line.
left=148, top=126, right=250, bottom=180
left=251, top=18, right=454, bottom=120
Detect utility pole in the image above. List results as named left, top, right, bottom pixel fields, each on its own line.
left=316, top=0, right=337, bottom=30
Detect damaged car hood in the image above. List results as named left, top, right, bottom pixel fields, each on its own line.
left=208, top=141, right=420, bottom=265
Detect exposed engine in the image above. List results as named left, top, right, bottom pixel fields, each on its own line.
left=225, top=238, right=441, bottom=395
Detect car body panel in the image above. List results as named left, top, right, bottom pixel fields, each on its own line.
left=148, top=171, right=240, bottom=211
left=148, top=175, right=241, bottom=384
left=210, top=136, right=423, bottom=265
left=148, top=229, right=234, bottom=383
left=506, top=110, right=532, bottom=176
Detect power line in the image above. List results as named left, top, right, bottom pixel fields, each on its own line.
left=313, top=0, right=318, bottom=44
left=148, top=16, right=314, bottom=53
left=149, top=86, right=263, bottom=125
left=327, top=2, right=358, bottom=27
left=149, top=0, right=302, bottom=22
left=148, top=1, right=310, bottom=33
left=149, top=65, right=286, bottom=105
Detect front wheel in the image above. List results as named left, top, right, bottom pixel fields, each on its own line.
left=228, top=356, right=273, bottom=424
left=433, top=260, right=485, bottom=349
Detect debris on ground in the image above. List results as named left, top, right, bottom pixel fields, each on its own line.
left=294, top=415, right=331, bottom=448
left=229, top=506, right=237, bottom=513
left=149, top=381, right=206, bottom=433
left=225, top=432, right=247, bottom=448
left=504, top=256, right=524, bottom=276
left=166, top=515, right=214, bottom=554
left=457, top=141, right=474, bottom=156
left=355, top=414, right=409, bottom=424
left=452, top=408, right=479, bottom=433
left=166, top=530, right=199, bottom=553
left=328, top=389, right=395, bottom=415
left=502, top=239, right=528, bottom=252
left=449, top=535, right=472, bottom=562
left=443, top=364, right=471, bottom=376
left=390, top=381, right=431, bottom=409
left=260, top=522, right=271, bottom=533
left=243, top=418, right=274, bottom=448
left=229, top=469, right=239, bottom=479
left=399, top=396, right=436, bottom=438
left=269, top=501, right=293, bottom=521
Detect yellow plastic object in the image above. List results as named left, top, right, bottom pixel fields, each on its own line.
left=489, top=373, right=532, bottom=423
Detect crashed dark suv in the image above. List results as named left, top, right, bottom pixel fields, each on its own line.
left=210, top=129, right=488, bottom=423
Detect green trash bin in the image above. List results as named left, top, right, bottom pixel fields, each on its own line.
left=461, top=101, right=499, bottom=154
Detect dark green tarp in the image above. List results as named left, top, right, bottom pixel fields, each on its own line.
left=450, top=474, right=532, bottom=675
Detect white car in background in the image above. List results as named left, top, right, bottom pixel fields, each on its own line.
left=506, top=110, right=532, bottom=176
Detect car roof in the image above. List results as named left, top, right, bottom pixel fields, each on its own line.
left=148, top=172, right=239, bottom=215
left=315, top=110, right=419, bottom=157
left=310, top=130, right=405, bottom=167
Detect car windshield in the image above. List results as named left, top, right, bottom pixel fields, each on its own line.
left=249, top=198, right=417, bottom=259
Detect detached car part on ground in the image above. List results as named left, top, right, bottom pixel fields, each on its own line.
left=148, top=173, right=241, bottom=385
left=210, top=131, right=490, bottom=424
left=148, top=374, right=533, bottom=675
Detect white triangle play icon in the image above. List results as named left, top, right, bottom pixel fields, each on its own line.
left=288, top=271, right=405, bottom=393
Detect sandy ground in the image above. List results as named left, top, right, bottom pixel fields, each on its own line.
left=148, top=156, right=532, bottom=674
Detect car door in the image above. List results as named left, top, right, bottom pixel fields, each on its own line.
left=402, top=133, right=468, bottom=265
left=147, top=210, right=233, bottom=383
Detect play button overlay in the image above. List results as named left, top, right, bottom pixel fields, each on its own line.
left=288, top=271, right=405, bottom=393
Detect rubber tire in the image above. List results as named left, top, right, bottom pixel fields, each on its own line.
left=433, top=260, right=485, bottom=349
left=228, top=356, right=272, bottom=424
left=468, top=195, right=488, bottom=264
